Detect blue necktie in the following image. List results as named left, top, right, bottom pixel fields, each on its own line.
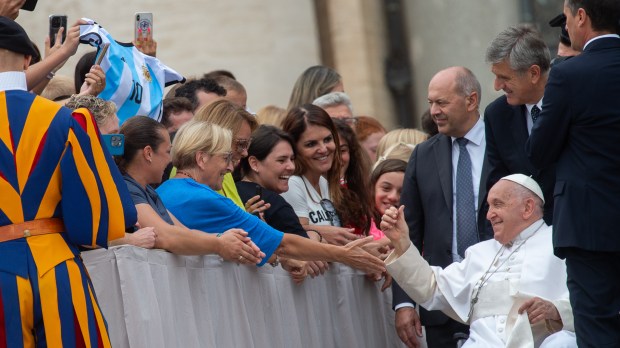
left=531, top=105, right=541, bottom=123
left=456, top=138, right=478, bottom=257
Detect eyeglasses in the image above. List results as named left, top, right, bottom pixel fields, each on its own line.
left=320, top=198, right=341, bottom=227
left=219, top=151, right=234, bottom=164
left=234, top=138, right=252, bottom=153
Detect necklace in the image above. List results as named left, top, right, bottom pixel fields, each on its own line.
left=177, top=170, right=196, bottom=181
left=466, top=223, right=543, bottom=321
left=301, top=176, right=323, bottom=204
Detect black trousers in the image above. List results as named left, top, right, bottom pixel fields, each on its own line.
left=424, top=318, right=469, bottom=348
left=563, top=247, right=620, bottom=348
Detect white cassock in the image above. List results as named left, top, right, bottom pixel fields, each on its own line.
left=386, top=220, right=576, bottom=348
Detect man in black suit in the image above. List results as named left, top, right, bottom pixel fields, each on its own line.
left=392, top=66, right=492, bottom=348
left=527, top=1, right=620, bottom=346
left=484, top=25, right=555, bottom=225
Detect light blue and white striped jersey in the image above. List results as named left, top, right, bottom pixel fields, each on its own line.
left=79, top=19, right=185, bottom=124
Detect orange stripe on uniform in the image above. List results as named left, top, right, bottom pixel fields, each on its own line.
left=0, top=177, right=23, bottom=223
left=16, top=276, right=34, bottom=348
left=74, top=109, right=125, bottom=241
left=37, top=266, right=63, bottom=347
left=87, top=285, right=111, bottom=348
left=0, top=93, right=13, bottom=155
left=35, top=162, right=62, bottom=220
left=65, top=260, right=90, bottom=348
left=15, top=97, right=60, bottom=193
left=66, top=129, right=101, bottom=246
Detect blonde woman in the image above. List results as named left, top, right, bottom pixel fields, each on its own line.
left=193, top=99, right=259, bottom=211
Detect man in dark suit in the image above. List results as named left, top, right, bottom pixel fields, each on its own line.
left=526, top=1, right=620, bottom=346
left=393, top=66, right=493, bottom=348
left=484, top=25, right=555, bottom=225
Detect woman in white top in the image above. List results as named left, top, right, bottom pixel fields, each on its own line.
left=281, top=104, right=359, bottom=248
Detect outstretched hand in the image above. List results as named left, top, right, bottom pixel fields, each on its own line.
left=380, top=205, right=411, bottom=256
left=339, top=236, right=386, bottom=274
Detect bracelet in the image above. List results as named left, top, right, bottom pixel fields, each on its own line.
left=216, top=232, right=223, bottom=238
left=270, top=254, right=280, bottom=267
left=46, top=71, right=55, bottom=80
left=308, top=229, right=323, bottom=243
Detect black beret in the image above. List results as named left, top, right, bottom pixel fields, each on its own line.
left=0, top=16, right=38, bottom=57
left=549, top=13, right=571, bottom=46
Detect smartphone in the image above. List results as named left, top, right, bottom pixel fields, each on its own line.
left=49, top=15, right=67, bottom=47
left=95, top=43, right=110, bottom=66
left=101, top=134, right=125, bottom=156
left=134, top=12, right=153, bottom=41
left=21, top=0, right=38, bottom=11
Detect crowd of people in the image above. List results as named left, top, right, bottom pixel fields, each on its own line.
left=1, top=0, right=619, bottom=347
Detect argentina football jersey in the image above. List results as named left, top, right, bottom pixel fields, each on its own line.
left=79, top=19, right=185, bottom=124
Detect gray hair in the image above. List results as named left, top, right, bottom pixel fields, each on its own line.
left=454, top=67, right=482, bottom=101
left=312, top=92, right=353, bottom=114
left=509, top=181, right=544, bottom=216
left=486, top=24, right=551, bottom=75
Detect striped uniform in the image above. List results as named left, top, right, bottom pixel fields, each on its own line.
left=0, top=90, right=137, bottom=347
left=79, top=19, right=185, bottom=124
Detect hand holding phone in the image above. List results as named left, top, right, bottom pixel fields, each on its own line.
left=134, top=12, right=153, bottom=42
left=49, top=15, right=67, bottom=47
left=101, top=134, right=125, bottom=156
left=134, top=12, right=157, bottom=57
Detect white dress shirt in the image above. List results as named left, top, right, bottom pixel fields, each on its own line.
left=525, top=99, right=543, bottom=135
left=450, top=116, right=486, bottom=262
left=0, top=71, right=28, bottom=92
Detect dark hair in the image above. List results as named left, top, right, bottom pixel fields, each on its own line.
left=282, top=104, right=343, bottom=217
left=420, top=108, right=438, bottom=137
left=29, top=40, right=41, bottom=63
left=370, top=159, right=407, bottom=228
left=567, top=0, right=620, bottom=33
left=333, top=118, right=372, bottom=234
left=116, top=116, right=166, bottom=172
left=234, top=125, right=295, bottom=180
left=161, top=97, right=193, bottom=128
left=203, top=70, right=236, bottom=80
left=74, top=51, right=97, bottom=93
left=174, top=78, right=226, bottom=110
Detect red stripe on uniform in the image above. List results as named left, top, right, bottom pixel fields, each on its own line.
left=96, top=315, right=104, bottom=348
left=73, top=309, right=86, bottom=348
left=29, top=130, right=48, bottom=177
left=71, top=112, right=87, bottom=132
left=0, top=288, right=7, bottom=348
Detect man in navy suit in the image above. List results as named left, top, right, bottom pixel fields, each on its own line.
left=392, top=66, right=492, bottom=348
left=527, top=1, right=620, bottom=346
left=484, top=25, right=555, bottom=225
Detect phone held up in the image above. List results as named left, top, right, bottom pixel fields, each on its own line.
left=21, top=0, right=38, bottom=11
left=134, top=12, right=153, bottom=42
left=49, top=15, right=67, bottom=47
left=101, top=134, right=125, bottom=156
